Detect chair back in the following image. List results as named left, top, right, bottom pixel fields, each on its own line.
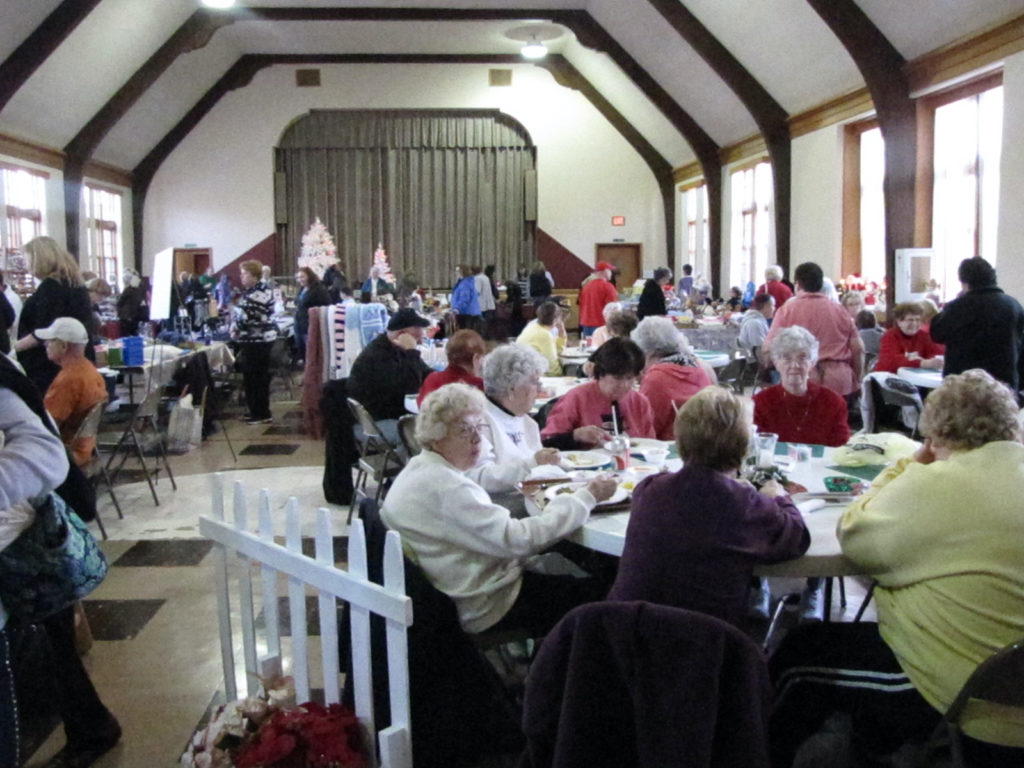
left=347, top=396, right=384, bottom=441
left=716, top=357, right=747, bottom=393
left=133, top=386, right=164, bottom=420
left=397, top=414, right=420, bottom=457
left=877, top=375, right=923, bottom=410
left=72, top=399, right=107, bottom=442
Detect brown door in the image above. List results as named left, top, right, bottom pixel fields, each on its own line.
left=173, top=248, right=211, bottom=277
left=595, top=243, right=642, bottom=291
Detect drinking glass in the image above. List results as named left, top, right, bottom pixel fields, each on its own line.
left=755, top=432, right=778, bottom=469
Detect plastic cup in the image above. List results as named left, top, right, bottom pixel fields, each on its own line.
left=755, top=432, right=778, bottom=469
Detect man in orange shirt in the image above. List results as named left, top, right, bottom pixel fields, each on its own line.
left=578, top=262, right=619, bottom=337
left=39, top=317, right=107, bottom=466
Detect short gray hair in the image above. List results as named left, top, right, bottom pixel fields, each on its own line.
left=483, top=344, right=548, bottom=399
left=770, top=325, right=819, bottom=365
left=631, top=316, right=690, bottom=358
left=415, top=383, right=486, bottom=446
left=765, top=265, right=784, bottom=281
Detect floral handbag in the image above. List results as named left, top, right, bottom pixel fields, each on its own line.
left=0, top=492, right=109, bottom=623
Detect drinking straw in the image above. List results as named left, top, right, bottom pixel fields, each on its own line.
left=611, top=403, right=620, bottom=435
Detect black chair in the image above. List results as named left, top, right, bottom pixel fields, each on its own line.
left=868, top=374, right=925, bottom=437
left=346, top=397, right=405, bottom=523
left=344, top=499, right=523, bottom=768
left=396, top=414, right=420, bottom=457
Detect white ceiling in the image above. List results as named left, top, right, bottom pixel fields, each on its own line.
left=1, top=0, right=1020, bottom=174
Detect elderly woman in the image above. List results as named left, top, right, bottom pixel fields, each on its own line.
left=381, top=383, right=616, bottom=635
left=293, top=266, right=332, bottom=360
left=417, top=329, right=486, bottom=405
left=873, top=301, right=945, bottom=374
left=515, top=301, right=566, bottom=376
left=607, top=387, right=809, bottom=628
left=590, top=303, right=629, bottom=348
left=637, top=267, right=672, bottom=320
left=630, top=316, right=716, bottom=440
left=14, top=237, right=95, bottom=394
left=769, top=370, right=1024, bottom=766
left=753, top=325, right=850, bottom=447
left=233, top=260, right=278, bottom=425
left=541, top=337, right=655, bottom=449
left=841, top=290, right=865, bottom=319
left=467, top=344, right=561, bottom=492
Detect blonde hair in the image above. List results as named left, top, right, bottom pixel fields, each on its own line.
left=919, top=369, right=1022, bottom=451
left=415, top=383, right=486, bottom=447
left=24, top=236, right=82, bottom=286
left=85, top=277, right=112, bottom=297
left=674, top=387, right=751, bottom=471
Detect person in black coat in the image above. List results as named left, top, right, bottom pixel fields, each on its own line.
left=293, top=267, right=333, bottom=360
left=14, top=237, right=95, bottom=395
left=930, top=257, right=1024, bottom=394
left=637, top=267, right=672, bottom=320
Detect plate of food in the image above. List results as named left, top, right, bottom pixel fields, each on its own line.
left=545, top=481, right=629, bottom=507
left=560, top=451, right=613, bottom=470
left=627, top=437, right=669, bottom=451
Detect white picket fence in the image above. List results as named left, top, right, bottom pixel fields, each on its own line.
left=199, top=475, right=414, bottom=768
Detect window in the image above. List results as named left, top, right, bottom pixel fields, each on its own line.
left=680, top=183, right=708, bottom=279
left=931, top=85, right=1002, bottom=299
left=858, top=127, right=886, bottom=284
left=0, top=163, right=47, bottom=295
left=84, top=184, right=124, bottom=288
left=729, top=161, right=773, bottom=288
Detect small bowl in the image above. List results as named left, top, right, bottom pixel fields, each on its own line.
left=641, top=447, right=669, bottom=464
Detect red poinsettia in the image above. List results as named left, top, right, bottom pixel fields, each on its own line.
left=234, top=702, right=365, bottom=768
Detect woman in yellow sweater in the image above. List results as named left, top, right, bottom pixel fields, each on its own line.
left=769, top=369, right=1024, bottom=766
left=515, top=300, right=566, bottom=376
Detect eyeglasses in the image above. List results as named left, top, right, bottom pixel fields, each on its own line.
left=778, top=354, right=812, bottom=366
left=452, top=422, right=487, bottom=440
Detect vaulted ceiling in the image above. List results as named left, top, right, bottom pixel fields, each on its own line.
left=1, top=0, right=1022, bottom=268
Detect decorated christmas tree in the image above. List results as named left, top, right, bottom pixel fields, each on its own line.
left=298, top=218, right=337, bottom=278
left=370, top=242, right=396, bottom=285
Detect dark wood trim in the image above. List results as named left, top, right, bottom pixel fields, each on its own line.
left=0, top=0, right=104, bottom=112
left=841, top=124, right=862, bottom=277
left=918, top=70, right=1003, bottom=110
left=914, top=100, right=934, bottom=249
left=807, top=0, right=915, bottom=313
left=646, top=0, right=791, bottom=274
left=82, top=161, right=131, bottom=189
left=0, top=133, right=63, bottom=170
left=907, top=13, right=1024, bottom=94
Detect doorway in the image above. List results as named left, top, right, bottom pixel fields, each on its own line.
left=173, top=248, right=211, bottom=278
left=595, top=243, right=642, bottom=292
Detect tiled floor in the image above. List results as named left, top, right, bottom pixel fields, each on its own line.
left=19, top=383, right=875, bottom=767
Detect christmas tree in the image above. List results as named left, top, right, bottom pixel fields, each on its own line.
left=370, top=242, right=396, bottom=285
left=298, top=218, right=338, bottom=278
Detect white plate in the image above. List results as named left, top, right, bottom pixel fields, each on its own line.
left=560, top=451, right=613, bottom=470
left=544, top=482, right=629, bottom=507
left=627, top=437, right=670, bottom=451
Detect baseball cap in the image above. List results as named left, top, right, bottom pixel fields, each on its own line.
left=35, top=317, right=89, bottom=344
left=595, top=262, right=615, bottom=272
left=387, top=308, right=431, bottom=331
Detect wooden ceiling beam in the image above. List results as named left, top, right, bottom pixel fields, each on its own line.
left=646, top=0, right=791, bottom=275
left=807, top=0, right=915, bottom=311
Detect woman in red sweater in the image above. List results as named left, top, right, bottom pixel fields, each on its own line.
left=417, top=329, right=486, bottom=405
left=753, top=325, right=850, bottom=448
left=873, top=301, right=945, bottom=374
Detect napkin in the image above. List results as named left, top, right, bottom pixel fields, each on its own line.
left=528, top=464, right=569, bottom=481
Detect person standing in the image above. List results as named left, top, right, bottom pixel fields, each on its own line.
left=636, top=267, right=671, bottom=320
left=233, top=260, right=278, bottom=425
left=764, top=261, right=864, bottom=401
left=451, top=264, right=481, bottom=331
left=116, top=269, right=148, bottom=338
left=676, top=263, right=694, bottom=301
left=292, top=267, right=332, bottom=362
left=474, top=265, right=496, bottom=338
left=578, top=262, right=618, bottom=337
left=756, top=265, right=794, bottom=309
left=930, top=257, right=1024, bottom=393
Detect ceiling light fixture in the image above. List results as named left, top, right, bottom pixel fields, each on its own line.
left=521, top=39, right=548, bottom=59
left=201, top=0, right=236, bottom=8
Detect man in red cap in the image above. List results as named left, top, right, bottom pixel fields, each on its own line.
left=578, top=262, right=619, bottom=337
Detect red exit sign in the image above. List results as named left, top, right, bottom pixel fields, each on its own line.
left=611, top=215, right=625, bottom=226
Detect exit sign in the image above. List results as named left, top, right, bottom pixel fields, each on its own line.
left=611, top=215, right=625, bottom=226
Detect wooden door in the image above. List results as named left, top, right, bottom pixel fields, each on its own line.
left=595, top=244, right=642, bottom=291
left=173, top=248, right=211, bottom=277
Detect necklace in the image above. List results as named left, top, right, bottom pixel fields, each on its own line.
left=781, top=388, right=813, bottom=435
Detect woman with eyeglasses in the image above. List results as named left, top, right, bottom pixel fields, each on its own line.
left=381, top=382, right=616, bottom=636
left=753, top=325, right=850, bottom=448
left=873, top=301, right=945, bottom=374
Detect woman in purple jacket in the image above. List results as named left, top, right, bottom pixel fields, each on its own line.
left=607, top=387, right=809, bottom=628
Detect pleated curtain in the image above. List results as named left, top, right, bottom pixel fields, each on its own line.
left=275, top=110, right=537, bottom=288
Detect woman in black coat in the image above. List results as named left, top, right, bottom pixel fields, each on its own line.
left=637, top=266, right=672, bottom=320
left=293, top=267, right=332, bottom=361
left=14, top=237, right=96, bottom=394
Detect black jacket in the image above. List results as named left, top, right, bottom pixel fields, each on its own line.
left=346, top=334, right=432, bottom=420
left=637, top=279, right=667, bottom=320
left=930, top=286, right=1024, bottom=392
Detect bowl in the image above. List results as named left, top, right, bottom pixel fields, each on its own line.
left=640, top=447, right=669, bottom=464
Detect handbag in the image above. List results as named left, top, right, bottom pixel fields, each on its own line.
left=0, top=492, right=109, bottom=623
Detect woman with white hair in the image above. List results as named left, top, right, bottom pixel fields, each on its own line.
left=631, top=316, right=716, bottom=440
left=753, top=325, right=850, bottom=447
left=589, top=302, right=623, bottom=348
left=381, top=382, right=616, bottom=635
left=468, top=344, right=561, bottom=492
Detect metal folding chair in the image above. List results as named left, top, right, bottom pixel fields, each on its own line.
left=397, top=413, right=421, bottom=458
left=72, top=399, right=122, bottom=539
left=99, top=386, right=177, bottom=505
left=346, top=397, right=405, bottom=523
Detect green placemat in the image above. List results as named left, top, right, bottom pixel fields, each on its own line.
left=826, top=464, right=886, bottom=482
left=775, top=442, right=825, bottom=458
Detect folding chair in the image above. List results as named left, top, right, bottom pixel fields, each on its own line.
left=200, top=385, right=236, bottom=462
left=99, top=386, right=177, bottom=505
left=346, top=397, right=405, bottom=523
left=71, top=399, right=122, bottom=539
left=716, top=355, right=747, bottom=393
left=269, top=336, right=296, bottom=399
left=397, top=413, right=421, bottom=458
left=869, top=373, right=925, bottom=437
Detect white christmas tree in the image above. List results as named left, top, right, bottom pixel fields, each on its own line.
left=370, top=242, right=396, bottom=285
left=298, top=217, right=337, bottom=278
